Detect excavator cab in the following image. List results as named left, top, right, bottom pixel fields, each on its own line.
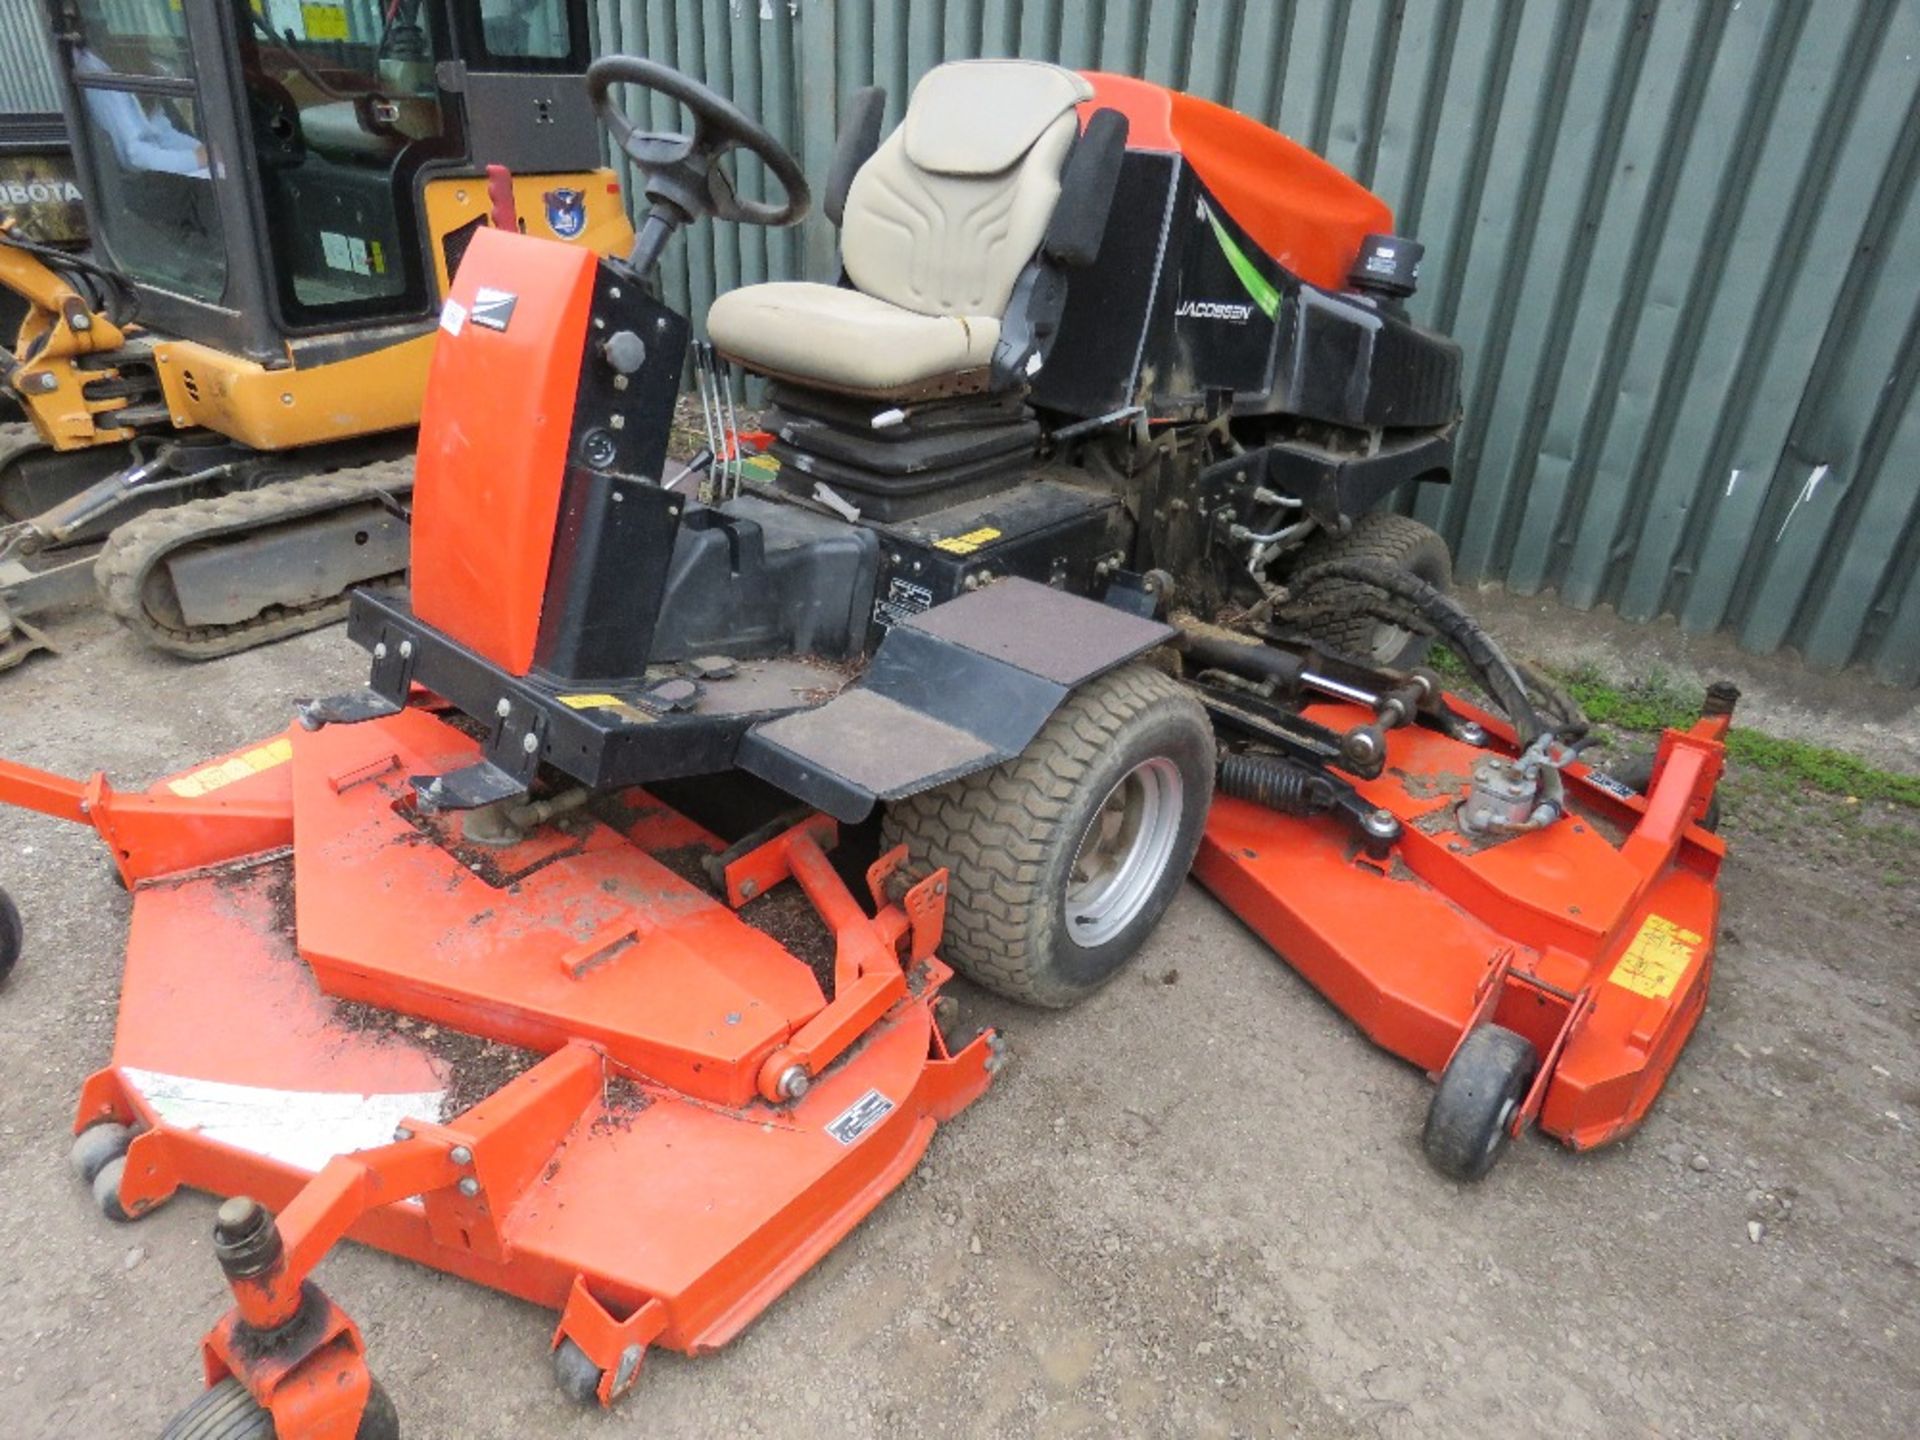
left=57, top=0, right=602, bottom=367
left=0, top=0, right=631, bottom=667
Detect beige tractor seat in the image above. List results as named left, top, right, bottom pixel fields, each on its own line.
left=706, top=59, right=1094, bottom=397
left=706, top=282, right=997, bottom=395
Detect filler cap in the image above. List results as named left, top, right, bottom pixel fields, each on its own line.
left=1348, top=234, right=1423, bottom=301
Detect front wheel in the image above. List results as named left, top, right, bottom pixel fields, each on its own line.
left=882, top=663, right=1215, bottom=1008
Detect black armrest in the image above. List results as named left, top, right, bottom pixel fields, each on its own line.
left=1042, top=108, right=1129, bottom=267
left=824, top=86, right=887, bottom=228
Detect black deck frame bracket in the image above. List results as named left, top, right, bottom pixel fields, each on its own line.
left=336, top=590, right=836, bottom=810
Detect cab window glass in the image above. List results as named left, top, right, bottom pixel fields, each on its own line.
left=479, top=0, right=575, bottom=63
left=66, top=0, right=224, bottom=302
left=72, top=95, right=224, bottom=301
left=69, top=0, right=195, bottom=78
left=239, top=0, right=451, bottom=322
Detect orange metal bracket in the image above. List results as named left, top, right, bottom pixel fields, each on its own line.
left=202, top=1286, right=374, bottom=1440
left=196, top=1044, right=606, bottom=1428
left=0, top=758, right=91, bottom=823
left=0, top=747, right=296, bottom=885
left=726, top=819, right=951, bottom=1103
left=554, top=1279, right=671, bottom=1406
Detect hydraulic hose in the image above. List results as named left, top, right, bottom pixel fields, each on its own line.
left=1283, top=558, right=1558, bottom=748
left=0, top=230, right=139, bottom=329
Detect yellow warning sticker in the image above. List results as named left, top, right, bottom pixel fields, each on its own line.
left=558, top=693, right=654, bottom=723
left=1608, top=914, right=1703, bottom=1000
left=933, top=526, right=1002, bottom=555
left=166, top=737, right=294, bottom=799
left=301, top=3, right=350, bottom=41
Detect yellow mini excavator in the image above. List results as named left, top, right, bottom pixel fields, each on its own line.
left=0, top=0, right=633, bottom=667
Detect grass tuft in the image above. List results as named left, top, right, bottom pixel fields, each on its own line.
left=1431, top=650, right=1920, bottom=811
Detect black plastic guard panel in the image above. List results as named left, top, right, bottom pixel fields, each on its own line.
left=737, top=577, right=1175, bottom=821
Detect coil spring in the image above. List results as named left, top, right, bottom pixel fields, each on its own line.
left=1218, top=753, right=1330, bottom=817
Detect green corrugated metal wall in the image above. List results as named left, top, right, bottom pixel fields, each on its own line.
left=1, top=3, right=1910, bottom=677
left=0, top=5, right=59, bottom=112
left=590, top=0, right=1920, bottom=684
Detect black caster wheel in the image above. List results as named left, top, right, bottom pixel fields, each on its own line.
left=158, top=1375, right=398, bottom=1439
left=553, top=1336, right=644, bottom=1406
left=0, top=887, right=20, bottom=985
left=92, top=1155, right=136, bottom=1222
left=1423, top=1024, right=1537, bottom=1181
left=553, top=1338, right=603, bottom=1405
left=69, top=1121, right=134, bottom=1185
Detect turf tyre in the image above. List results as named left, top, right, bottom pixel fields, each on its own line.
left=0, top=887, right=18, bottom=984
left=1289, top=513, right=1452, bottom=668
left=157, top=1376, right=397, bottom=1439
left=1611, top=752, right=1722, bottom=833
left=882, top=663, right=1213, bottom=1008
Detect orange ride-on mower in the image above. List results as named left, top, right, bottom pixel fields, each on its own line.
left=0, top=57, right=1732, bottom=1436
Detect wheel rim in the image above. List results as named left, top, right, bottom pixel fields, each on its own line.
left=1484, top=1094, right=1519, bottom=1165
left=1368, top=617, right=1415, bottom=663
left=1064, top=756, right=1184, bottom=949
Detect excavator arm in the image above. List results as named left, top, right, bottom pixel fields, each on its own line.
left=0, top=223, right=136, bottom=451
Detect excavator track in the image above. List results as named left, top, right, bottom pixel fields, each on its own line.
left=96, top=459, right=415, bottom=659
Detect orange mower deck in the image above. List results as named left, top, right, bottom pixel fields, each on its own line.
left=1, top=709, right=997, bottom=1432
left=1194, top=700, right=1729, bottom=1155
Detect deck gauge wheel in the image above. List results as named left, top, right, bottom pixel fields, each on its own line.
left=0, top=886, right=19, bottom=984
left=69, top=1120, right=138, bottom=1219
left=554, top=1336, right=647, bottom=1406
left=1422, top=1024, right=1538, bottom=1181
left=157, top=1375, right=398, bottom=1440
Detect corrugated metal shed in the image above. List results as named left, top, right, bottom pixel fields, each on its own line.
left=590, top=0, right=1920, bottom=683
left=3, top=2, right=1906, bottom=677
left=0, top=4, right=58, bottom=114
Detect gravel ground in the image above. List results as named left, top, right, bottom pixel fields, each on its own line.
left=0, top=600, right=1915, bottom=1439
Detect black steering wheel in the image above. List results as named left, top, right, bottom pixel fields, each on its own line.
left=586, top=56, right=809, bottom=233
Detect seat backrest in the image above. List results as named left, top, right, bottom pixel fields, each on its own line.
left=841, top=59, right=1092, bottom=319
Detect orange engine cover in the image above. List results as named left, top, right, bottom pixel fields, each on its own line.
left=1080, top=71, right=1392, bottom=292
left=410, top=228, right=600, bottom=676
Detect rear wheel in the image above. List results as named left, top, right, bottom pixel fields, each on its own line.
left=882, top=663, right=1214, bottom=1008
left=1289, top=512, right=1452, bottom=668
left=1423, top=1024, right=1536, bottom=1181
